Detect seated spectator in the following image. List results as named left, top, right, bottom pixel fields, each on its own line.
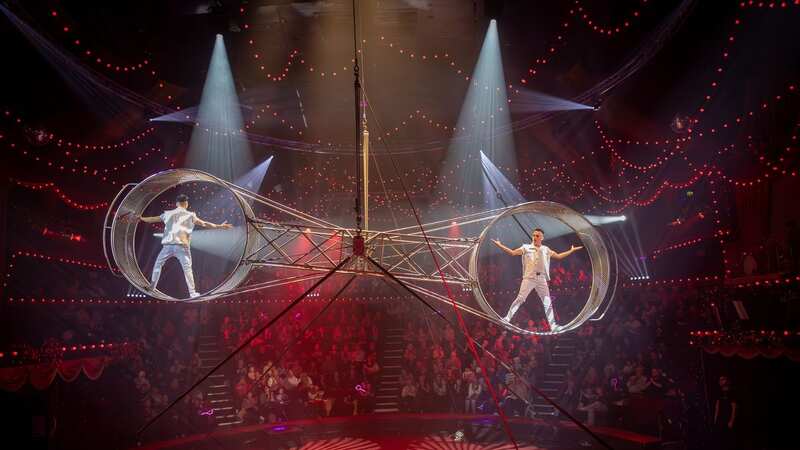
left=577, top=386, right=608, bottom=426
left=306, top=384, right=326, bottom=417
left=238, top=391, right=259, bottom=424
left=646, top=368, right=666, bottom=396
left=235, top=376, right=250, bottom=398
left=135, top=370, right=151, bottom=395
left=247, top=364, right=259, bottom=382
left=433, top=374, right=448, bottom=412
left=504, top=373, right=529, bottom=417
left=355, top=379, right=374, bottom=414
left=465, top=374, right=482, bottom=413
left=284, top=369, right=301, bottom=392
left=400, top=379, right=418, bottom=412
left=403, top=343, right=417, bottom=366
left=364, top=355, right=380, bottom=384
left=627, top=366, right=651, bottom=394
left=447, top=351, right=462, bottom=372
left=448, top=375, right=464, bottom=413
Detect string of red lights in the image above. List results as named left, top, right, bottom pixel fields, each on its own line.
left=0, top=340, right=138, bottom=362
left=46, top=9, right=158, bottom=77
left=570, top=0, right=653, bottom=37
left=5, top=138, right=171, bottom=184
left=1, top=109, right=156, bottom=152
left=650, top=229, right=731, bottom=259
left=4, top=250, right=113, bottom=290
left=10, top=179, right=109, bottom=211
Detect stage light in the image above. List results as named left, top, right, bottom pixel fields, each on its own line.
left=187, top=34, right=253, bottom=182
left=671, top=114, right=691, bottom=134
left=605, top=212, right=650, bottom=282
left=511, top=89, right=597, bottom=113
left=438, top=19, right=515, bottom=214
left=585, top=215, right=627, bottom=226
left=184, top=155, right=273, bottom=285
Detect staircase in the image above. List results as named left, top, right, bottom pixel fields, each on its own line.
left=196, top=334, right=241, bottom=427
left=530, top=334, right=578, bottom=417
left=372, top=327, right=404, bottom=413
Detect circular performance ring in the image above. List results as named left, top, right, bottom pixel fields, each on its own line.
left=108, top=169, right=260, bottom=302
left=468, top=201, right=611, bottom=335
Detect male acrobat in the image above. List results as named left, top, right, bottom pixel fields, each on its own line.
left=137, top=194, right=233, bottom=298
left=492, top=228, right=583, bottom=330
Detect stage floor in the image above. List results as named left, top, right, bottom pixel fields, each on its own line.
left=137, top=413, right=661, bottom=450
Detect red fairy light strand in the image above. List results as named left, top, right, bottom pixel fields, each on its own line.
left=2, top=109, right=156, bottom=151
left=244, top=104, right=307, bottom=138
left=570, top=0, right=652, bottom=37
left=10, top=179, right=108, bottom=210
left=8, top=250, right=107, bottom=270
left=622, top=274, right=722, bottom=288
left=4, top=251, right=114, bottom=289
left=739, top=1, right=800, bottom=10
left=5, top=138, right=170, bottom=184
left=650, top=230, right=731, bottom=259
left=47, top=9, right=158, bottom=77
left=624, top=274, right=800, bottom=290
left=604, top=14, right=748, bottom=144
left=0, top=340, right=137, bottom=363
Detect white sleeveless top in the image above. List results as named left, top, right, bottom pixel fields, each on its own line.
left=160, top=207, right=197, bottom=245
left=521, top=244, right=551, bottom=280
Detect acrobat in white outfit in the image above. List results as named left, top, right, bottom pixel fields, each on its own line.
left=492, top=228, right=583, bottom=330
left=136, top=194, right=233, bottom=298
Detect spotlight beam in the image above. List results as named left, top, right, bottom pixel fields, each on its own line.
left=606, top=231, right=639, bottom=277
left=480, top=152, right=531, bottom=239
left=187, top=34, right=253, bottom=182
left=618, top=227, right=643, bottom=276
left=619, top=215, right=648, bottom=277
left=510, top=89, right=596, bottom=113
left=628, top=213, right=650, bottom=277
left=438, top=19, right=516, bottom=213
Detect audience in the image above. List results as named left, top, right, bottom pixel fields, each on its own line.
left=220, top=302, right=382, bottom=424
left=8, top=255, right=763, bottom=447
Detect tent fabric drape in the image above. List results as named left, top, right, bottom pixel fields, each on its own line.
left=703, top=345, right=800, bottom=362
left=0, top=357, right=111, bottom=391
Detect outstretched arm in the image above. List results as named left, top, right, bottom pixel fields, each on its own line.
left=550, top=245, right=584, bottom=260
left=139, top=215, right=162, bottom=223
left=491, top=239, right=523, bottom=256
left=121, top=211, right=160, bottom=223
left=193, top=217, right=233, bottom=229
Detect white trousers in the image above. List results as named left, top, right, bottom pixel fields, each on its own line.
left=504, top=275, right=555, bottom=328
left=151, top=244, right=198, bottom=297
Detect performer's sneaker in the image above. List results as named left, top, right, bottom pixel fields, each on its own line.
left=189, top=292, right=201, bottom=299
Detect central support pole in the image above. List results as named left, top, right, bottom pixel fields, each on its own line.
left=352, top=73, right=365, bottom=257
left=362, top=112, right=370, bottom=235
left=353, top=59, right=363, bottom=236
left=351, top=0, right=365, bottom=258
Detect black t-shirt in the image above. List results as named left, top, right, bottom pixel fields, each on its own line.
left=716, top=389, right=736, bottom=425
